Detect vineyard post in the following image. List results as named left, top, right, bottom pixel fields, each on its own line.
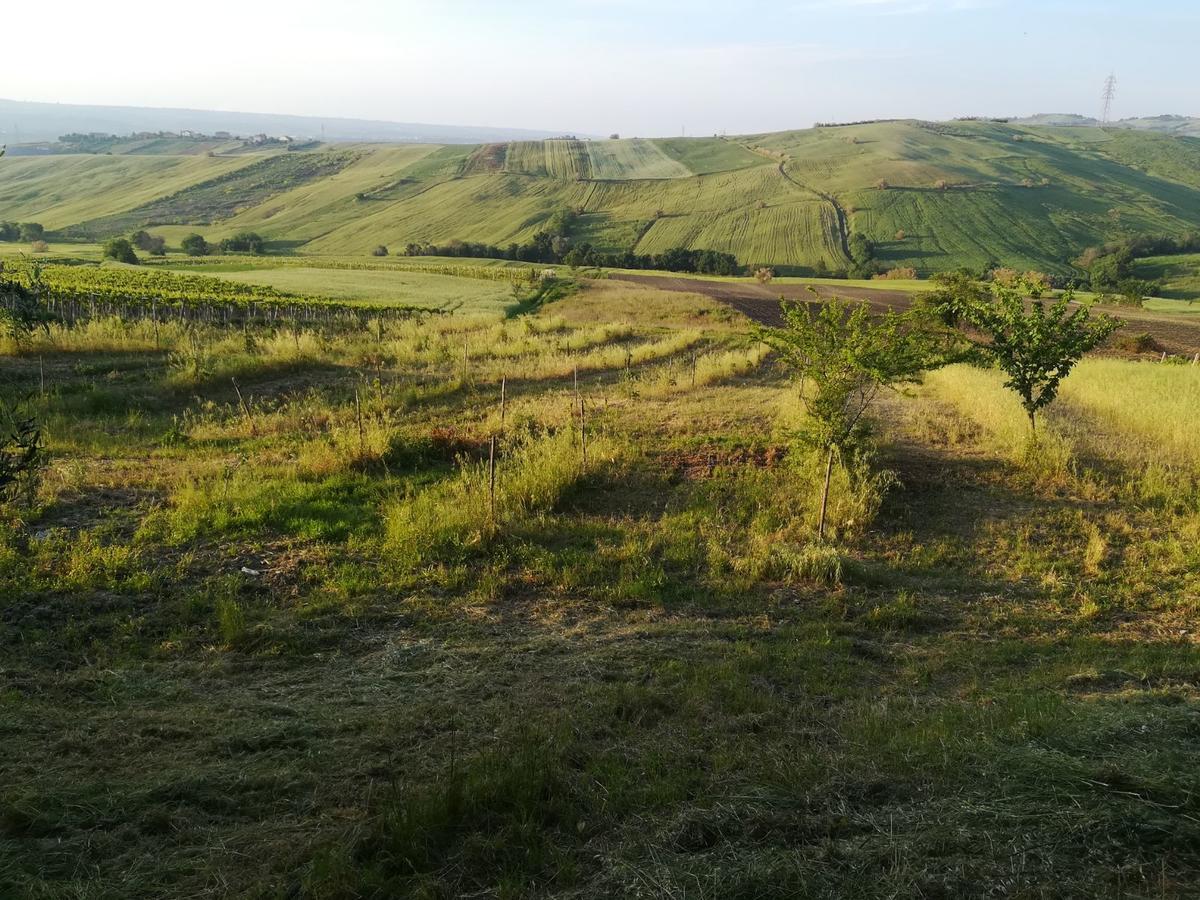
left=691, top=352, right=697, bottom=388
left=488, top=435, right=497, bottom=523
left=39, top=356, right=44, bottom=399
left=580, top=395, right=588, bottom=469
left=500, top=375, right=506, bottom=431
left=355, top=388, right=365, bottom=460
left=463, top=335, right=469, bottom=384
left=231, top=378, right=257, bottom=436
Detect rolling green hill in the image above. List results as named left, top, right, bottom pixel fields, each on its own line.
left=4, top=120, right=1200, bottom=274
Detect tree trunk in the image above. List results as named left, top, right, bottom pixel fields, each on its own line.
left=818, top=445, right=835, bottom=542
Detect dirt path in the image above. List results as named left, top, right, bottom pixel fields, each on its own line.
left=610, top=273, right=1200, bottom=355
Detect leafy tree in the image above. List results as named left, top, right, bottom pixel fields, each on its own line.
left=219, top=231, right=266, bottom=254
left=1088, top=248, right=1132, bottom=290
left=18, top=223, right=45, bottom=242
left=0, top=222, right=18, bottom=242
left=757, top=297, right=948, bottom=539
left=931, top=276, right=1120, bottom=433
left=181, top=233, right=210, bottom=257
left=131, top=230, right=166, bottom=255
left=102, top=238, right=139, bottom=265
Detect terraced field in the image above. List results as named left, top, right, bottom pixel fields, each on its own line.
left=6, top=121, right=1200, bottom=273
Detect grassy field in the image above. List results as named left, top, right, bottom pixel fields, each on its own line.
left=6, top=122, right=1200, bottom=272
left=1136, top=253, right=1200, bottom=301
left=205, top=265, right=520, bottom=313
left=3, top=274, right=1200, bottom=897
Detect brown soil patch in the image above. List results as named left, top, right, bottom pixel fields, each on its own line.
left=612, top=274, right=1200, bottom=355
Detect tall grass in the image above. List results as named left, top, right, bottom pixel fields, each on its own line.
left=384, top=427, right=616, bottom=571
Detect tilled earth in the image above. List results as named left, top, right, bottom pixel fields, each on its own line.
left=611, top=273, right=1200, bottom=355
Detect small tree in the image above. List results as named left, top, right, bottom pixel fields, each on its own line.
left=181, top=233, right=210, bottom=257
left=0, top=403, right=43, bottom=505
left=102, top=238, right=139, bottom=265
left=930, top=276, right=1120, bottom=434
left=757, top=297, right=947, bottom=540
left=131, top=230, right=166, bottom=255
left=372, top=245, right=389, bottom=257
left=18, top=223, right=44, bottom=242
left=754, top=267, right=774, bottom=285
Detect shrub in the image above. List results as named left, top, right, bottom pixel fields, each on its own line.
left=131, top=230, right=166, bottom=255
left=0, top=404, right=43, bottom=505
left=180, top=233, right=210, bottom=257
left=754, top=267, right=774, bottom=285
left=372, top=245, right=389, bottom=257
left=875, top=267, right=917, bottom=280
left=219, top=231, right=266, bottom=254
left=102, top=238, right=139, bottom=265
left=29, top=240, right=49, bottom=254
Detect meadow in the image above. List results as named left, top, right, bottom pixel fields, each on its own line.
left=2, top=271, right=1200, bottom=898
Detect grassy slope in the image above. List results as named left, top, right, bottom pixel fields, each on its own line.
left=5, top=124, right=1200, bottom=273
left=1136, top=253, right=1200, bottom=301
left=0, top=153, right=262, bottom=230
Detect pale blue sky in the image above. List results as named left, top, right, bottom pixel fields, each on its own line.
left=9, top=0, right=1195, bottom=135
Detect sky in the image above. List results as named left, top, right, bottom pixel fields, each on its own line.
left=4, top=0, right=1195, bottom=136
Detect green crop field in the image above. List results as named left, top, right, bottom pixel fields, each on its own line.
left=5, top=121, right=1200, bottom=274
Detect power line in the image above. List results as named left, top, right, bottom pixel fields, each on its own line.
left=1101, top=73, right=1117, bottom=124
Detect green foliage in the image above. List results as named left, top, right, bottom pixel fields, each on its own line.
left=0, top=403, right=43, bottom=505
left=102, top=237, right=139, bottom=265
left=18, top=223, right=45, bottom=242
left=757, top=297, right=947, bottom=453
left=130, top=230, right=166, bottom=256
left=218, top=231, right=266, bottom=255
left=936, top=277, right=1121, bottom=430
left=180, top=233, right=210, bottom=257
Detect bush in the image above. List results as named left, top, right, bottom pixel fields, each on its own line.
left=0, top=404, right=43, bottom=505
left=102, top=238, right=139, bottom=265
left=131, top=230, right=166, bottom=255
left=29, top=240, right=49, bottom=254
left=372, top=245, right=389, bottom=257
left=754, top=267, right=774, bottom=285
left=0, top=222, right=19, bottom=242
left=180, top=233, right=210, bottom=257
left=219, top=231, right=266, bottom=254
left=875, top=267, right=917, bottom=281
left=18, top=223, right=44, bottom=242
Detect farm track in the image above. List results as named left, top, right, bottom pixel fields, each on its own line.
left=609, top=274, right=1200, bottom=354
left=776, top=160, right=852, bottom=264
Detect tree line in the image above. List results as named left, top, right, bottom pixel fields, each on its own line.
left=404, top=235, right=741, bottom=276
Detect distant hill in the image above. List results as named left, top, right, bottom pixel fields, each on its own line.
left=0, top=98, right=584, bottom=146
left=3, top=119, right=1200, bottom=275
left=1015, top=113, right=1200, bottom=137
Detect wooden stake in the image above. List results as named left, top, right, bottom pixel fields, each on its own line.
left=580, top=396, right=588, bottom=469
left=488, top=435, right=497, bottom=522
left=355, top=388, right=365, bottom=459
left=38, top=356, right=44, bottom=399
left=231, top=378, right=256, bottom=436
left=818, top=445, right=834, bottom=541
left=500, top=375, right=507, bottom=430
left=691, top=352, right=697, bottom=388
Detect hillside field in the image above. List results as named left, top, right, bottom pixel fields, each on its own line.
left=4, top=121, right=1200, bottom=275
left=2, top=272, right=1200, bottom=897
